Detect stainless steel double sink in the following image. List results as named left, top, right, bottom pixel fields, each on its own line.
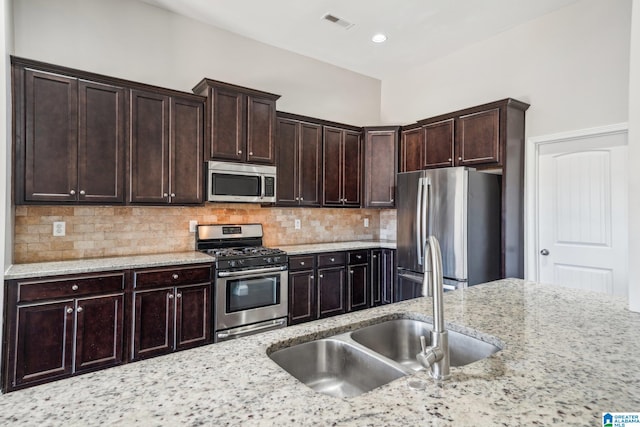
left=268, top=318, right=502, bottom=398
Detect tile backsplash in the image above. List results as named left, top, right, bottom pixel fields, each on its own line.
left=14, top=205, right=397, bottom=263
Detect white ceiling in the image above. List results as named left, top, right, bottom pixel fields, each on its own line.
left=139, top=0, right=581, bottom=80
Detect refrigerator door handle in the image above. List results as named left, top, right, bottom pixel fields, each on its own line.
left=417, top=177, right=425, bottom=266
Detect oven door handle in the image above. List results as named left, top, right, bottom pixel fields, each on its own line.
left=217, top=318, right=287, bottom=339
left=217, top=265, right=287, bottom=278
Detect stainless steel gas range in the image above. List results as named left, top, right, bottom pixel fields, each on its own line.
left=196, top=224, right=288, bottom=342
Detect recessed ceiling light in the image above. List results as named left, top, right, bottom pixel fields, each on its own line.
left=372, top=33, right=387, bottom=43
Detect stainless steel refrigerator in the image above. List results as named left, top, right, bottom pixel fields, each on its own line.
left=396, top=167, right=501, bottom=294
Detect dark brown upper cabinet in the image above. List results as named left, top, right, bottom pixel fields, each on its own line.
left=363, top=126, right=399, bottom=208
left=276, top=115, right=322, bottom=207
left=192, top=79, right=280, bottom=165
left=400, top=125, right=424, bottom=173
left=128, top=90, right=203, bottom=205
left=13, top=59, right=125, bottom=204
left=423, top=119, right=455, bottom=168
left=323, top=126, right=362, bottom=207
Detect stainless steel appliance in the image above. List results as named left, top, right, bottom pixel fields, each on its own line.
left=196, top=224, right=288, bottom=342
left=396, top=167, right=501, bottom=291
left=207, top=161, right=276, bottom=203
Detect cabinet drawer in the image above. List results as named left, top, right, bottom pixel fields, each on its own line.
left=348, top=250, right=369, bottom=265
left=289, top=255, right=315, bottom=271
left=317, top=252, right=346, bottom=268
left=134, top=264, right=212, bottom=289
left=17, top=273, right=125, bottom=303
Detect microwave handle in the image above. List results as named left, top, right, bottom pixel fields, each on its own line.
left=261, top=176, right=265, bottom=199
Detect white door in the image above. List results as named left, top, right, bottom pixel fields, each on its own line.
left=537, top=131, right=628, bottom=296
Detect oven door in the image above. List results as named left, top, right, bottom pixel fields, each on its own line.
left=215, top=266, right=288, bottom=341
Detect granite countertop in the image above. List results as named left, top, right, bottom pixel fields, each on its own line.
left=277, top=240, right=396, bottom=255
left=3, top=251, right=215, bottom=280
left=1, top=278, right=638, bottom=426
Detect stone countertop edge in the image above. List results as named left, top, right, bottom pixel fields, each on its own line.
left=277, top=239, right=397, bottom=254
left=0, top=278, right=638, bottom=426
left=3, top=251, right=215, bottom=280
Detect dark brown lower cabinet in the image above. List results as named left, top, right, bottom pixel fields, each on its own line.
left=371, top=249, right=395, bottom=306
left=131, top=265, right=212, bottom=361
left=4, top=272, right=125, bottom=392
left=317, top=266, right=346, bottom=318
left=347, top=250, right=369, bottom=311
left=289, top=269, right=316, bottom=325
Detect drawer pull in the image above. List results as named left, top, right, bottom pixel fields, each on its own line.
left=172, top=274, right=179, bottom=280
left=300, top=261, right=305, bottom=265
left=71, top=284, right=79, bottom=291
left=330, top=258, right=335, bottom=262
left=356, top=255, right=362, bottom=259
left=66, top=307, right=73, bottom=314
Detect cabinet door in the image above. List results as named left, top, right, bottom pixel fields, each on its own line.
left=298, top=122, right=322, bottom=206
left=13, top=300, right=74, bottom=387
left=129, top=90, right=170, bottom=203
left=342, top=130, right=362, bottom=206
left=289, top=270, right=316, bottom=325
left=370, top=250, right=382, bottom=306
left=364, top=129, right=397, bottom=208
left=246, top=95, right=276, bottom=164
left=424, top=119, right=454, bottom=168
left=74, top=294, right=124, bottom=373
left=322, top=127, right=343, bottom=206
left=170, top=96, right=204, bottom=204
left=457, top=108, right=501, bottom=166
left=276, top=118, right=299, bottom=205
left=400, top=127, right=424, bottom=173
left=210, top=87, right=244, bottom=162
left=348, top=263, right=369, bottom=312
left=132, top=288, right=174, bottom=360
left=24, top=69, right=78, bottom=202
left=317, top=266, right=346, bottom=318
left=175, top=284, right=210, bottom=350
left=77, top=80, right=125, bottom=203
left=381, top=249, right=395, bottom=305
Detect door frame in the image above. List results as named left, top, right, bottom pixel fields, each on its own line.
left=524, top=122, right=628, bottom=282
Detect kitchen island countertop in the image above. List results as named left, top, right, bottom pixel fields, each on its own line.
left=0, top=279, right=638, bottom=426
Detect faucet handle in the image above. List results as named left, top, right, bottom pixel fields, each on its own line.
left=420, top=335, right=427, bottom=353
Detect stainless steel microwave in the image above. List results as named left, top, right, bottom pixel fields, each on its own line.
left=207, top=161, right=277, bottom=203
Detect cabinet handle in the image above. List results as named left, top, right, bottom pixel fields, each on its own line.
left=170, top=193, right=176, bottom=197
left=350, top=270, right=354, bottom=274
left=295, top=197, right=299, bottom=201
left=238, top=150, right=243, bottom=154
left=300, top=197, right=304, bottom=201
left=176, top=293, right=182, bottom=299
left=71, top=284, right=79, bottom=291
left=77, top=306, right=83, bottom=313
left=168, top=293, right=174, bottom=299
left=66, top=307, right=73, bottom=314
left=79, top=190, right=86, bottom=196
left=458, top=157, right=462, bottom=161
left=249, top=151, right=253, bottom=155
left=448, top=158, right=452, bottom=162
left=319, top=274, right=324, bottom=278
left=172, top=273, right=179, bottom=279
left=163, top=193, right=169, bottom=197
left=310, top=275, right=314, bottom=280
left=69, top=190, right=76, bottom=196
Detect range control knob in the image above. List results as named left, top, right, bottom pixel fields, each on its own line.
left=229, top=260, right=236, bottom=268
left=266, top=257, right=273, bottom=263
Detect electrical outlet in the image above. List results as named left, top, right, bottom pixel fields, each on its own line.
left=189, top=220, right=198, bottom=233
left=294, top=219, right=301, bottom=230
left=53, top=221, right=66, bottom=237
left=364, top=218, right=369, bottom=228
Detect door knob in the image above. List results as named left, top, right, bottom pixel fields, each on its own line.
left=540, top=249, right=550, bottom=256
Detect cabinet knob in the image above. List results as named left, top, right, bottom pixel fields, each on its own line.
left=448, top=158, right=452, bottom=162
left=330, top=257, right=335, bottom=262
left=168, top=293, right=174, bottom=299
left=458, top=157, right=462, bottom=161
left=238, top=150, right=243, bottom=154
left=69, top=190, right=76, bottom=196
left=390, top=198, right=394, bottom=202
left=319, top=274, right=324, bottom=278
left=300, top=197, right=303, bottom=201
left=172, top=273, right=179, bottom=280
left=350, top=270, right=354, bottom=274
left=163, top=193, right=169, bottom=197
left=310, top=275, right=314, bottom=280
left=77, top=306, right=83, bottom=313
left=372, top=255, right=377, bottom=259
left=300, top=261, right=305, bottom=265
left=356, top=255, right=362, bottom=259
left=71, top=284, right=79, bottom=291
left=170, top=193, right=176, bottom=197
left=79, top=190, right=86, bottom=196
left=66, top=307, right=73, bottom=314
left=295, top=197, right=299, bottom=201
left=176, top=293, right=182, bottom=299
left=249, top=151, right=253, bottom=156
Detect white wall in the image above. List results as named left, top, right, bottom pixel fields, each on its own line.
left=1, top=0, right=13, bottom=377
left=380, top=0, right=632, bottom=137
left=629, top=0, right=640, bottom=312
left=12, top=0, right=381, bottom=126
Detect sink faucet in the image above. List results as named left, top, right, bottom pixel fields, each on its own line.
left=416, top=235, right=450, bottom=381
